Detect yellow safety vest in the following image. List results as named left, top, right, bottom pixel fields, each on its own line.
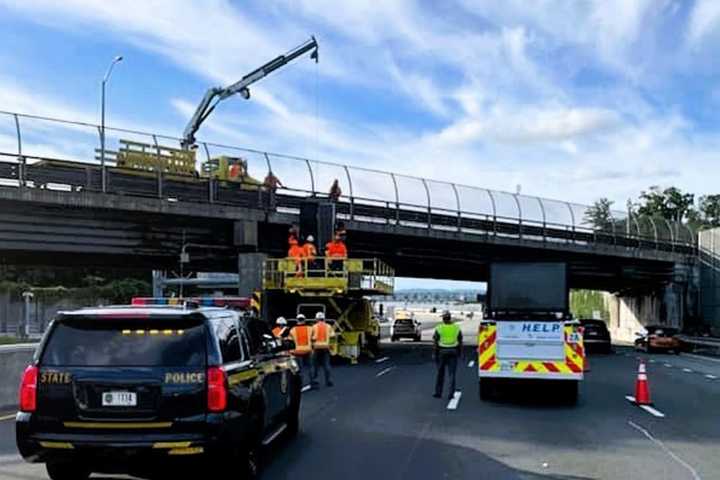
left=436, top=323, right=460, bottom=348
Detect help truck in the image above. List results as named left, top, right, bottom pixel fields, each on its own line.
left=478, top=262, right=584, bottom=403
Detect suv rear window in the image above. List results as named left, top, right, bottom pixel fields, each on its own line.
left=42, top=316, right=206, bottom=367
left=395, top=319, right=414, bottom=326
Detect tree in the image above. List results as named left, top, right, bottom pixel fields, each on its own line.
left=697, top=194, right=720, bottom=227
left=584, top=198, right=615, bottom=231
left=636, top=186, right=696, bottom=222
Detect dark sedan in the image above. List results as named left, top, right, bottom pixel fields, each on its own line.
left=579, top=319, right=612, bottom=354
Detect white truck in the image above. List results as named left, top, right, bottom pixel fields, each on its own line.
left=477, top=262, right=584, bottom=403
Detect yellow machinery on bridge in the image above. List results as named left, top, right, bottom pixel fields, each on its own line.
left=263, top=257, right=394, bottom=363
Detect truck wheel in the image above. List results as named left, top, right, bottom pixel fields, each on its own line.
left=479, top=379, right=494, bottom=401
left=46, top=463, right=90, bottom=480
left=564, top=381, right=579, bottom=405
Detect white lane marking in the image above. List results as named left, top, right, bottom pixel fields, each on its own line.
left=0, top=413, right=15, bottom=422
left=683, top=368, right=694, bottom=373
left=682, top=353, right=720, bottom=364
left=628, top=421, right=701, bottom=480
left=664, top=363, right=672, bottom=368
left=649, top=359, right=656, bottom=363
left=301, top=385, right=312, bottom=392
left=375, top=356, right=389, bottom=364
left=376, top=366, right=396, bottom=377
left=468, top=360, right=475, bottom=367
left=705, top=374, right=718, bottom=380
left=447, top=391, right=462, bottom=410
left=625, top=396, right=665, bottom=417
left=640, top=405, right=666, bottom=418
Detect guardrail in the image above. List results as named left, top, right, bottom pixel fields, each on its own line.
left=0, top=110, right=697, bottom=254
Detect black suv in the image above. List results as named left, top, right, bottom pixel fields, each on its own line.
left=16, top=304, right=301, bottom=479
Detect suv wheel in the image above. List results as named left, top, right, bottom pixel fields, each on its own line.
left=46, top=463, right=90, bottom=480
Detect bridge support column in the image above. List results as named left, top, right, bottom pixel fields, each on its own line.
left=238, top=253, right=267, bottom=297
left=604, top=269, right=698, bottom=342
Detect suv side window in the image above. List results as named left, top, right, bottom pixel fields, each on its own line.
left=245, top=318, right=274, bottom=355
left=238, top=325, right=252, bottom=360
left=213, top=316, right=242, bottom=363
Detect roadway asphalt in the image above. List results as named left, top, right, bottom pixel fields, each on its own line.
left=1, top=344, right=719, bottom=479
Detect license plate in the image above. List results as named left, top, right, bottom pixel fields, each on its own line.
left=102, top=391, right=137, bottom=407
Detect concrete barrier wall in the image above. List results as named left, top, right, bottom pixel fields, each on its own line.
left=0, top=344, right=38, bottom=411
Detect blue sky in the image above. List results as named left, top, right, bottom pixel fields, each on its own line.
left=1, top=0, right=719, bottom=289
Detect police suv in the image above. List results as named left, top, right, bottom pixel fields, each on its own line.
left=16, top=299, right=301, bottom=479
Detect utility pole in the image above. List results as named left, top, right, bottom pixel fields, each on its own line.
left=100, top=55, right=123, bottom=193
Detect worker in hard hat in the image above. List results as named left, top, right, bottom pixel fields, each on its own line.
left=311, top=311, right=335, bottom=388
left=303, top=235, right=318, bottom=276
left=288, top=236, right=305, bottom=277
left=325, top=232, right=347, bottom=275
left=272, top=317, right=288, bottom=337
left=433, top=310, right=462, bottom=399
left=289, top=314, right=312, bottom=386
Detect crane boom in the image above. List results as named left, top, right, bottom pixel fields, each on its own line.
left=181, top=36, right=319, bottom=149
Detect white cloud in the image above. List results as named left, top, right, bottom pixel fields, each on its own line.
left=688, top=0, right=720, bottom=44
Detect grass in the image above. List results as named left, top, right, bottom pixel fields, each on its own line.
left=0, top=335, right=37, bottom=345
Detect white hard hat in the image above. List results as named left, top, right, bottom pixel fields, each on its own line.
left=297, top=314, right=306, bottom=321
left=315, top=311, right=325, bottom=320
left=307, top=235, right=314, bottom=242
left=276, top=317, right=287, bottom=325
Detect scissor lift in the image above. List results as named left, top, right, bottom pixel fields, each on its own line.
left=263, top=257, right=394, bottom=363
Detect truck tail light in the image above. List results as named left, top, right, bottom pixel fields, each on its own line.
left=207, top=367, right=227, bottom=412
left=19, top=365, right=38, bottom=413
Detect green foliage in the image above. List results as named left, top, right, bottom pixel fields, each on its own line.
left=584, top=197, right=615, bottom=231
left=0, top=335, right=36, bottom=345
left=637, top=186, right=695, bottom=222
left=570, top=290, right=609, bottom=321
left=697, top=194, right=720, bottom=227
left=0, top=279, right=151, bottom=304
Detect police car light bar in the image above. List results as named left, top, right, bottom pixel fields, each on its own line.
left=131, top=297, right=251, bottom=310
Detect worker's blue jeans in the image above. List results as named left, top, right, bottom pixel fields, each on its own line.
left=311, top=349, right=332, bottom=386
left=435, top=349, right=458, bottom=397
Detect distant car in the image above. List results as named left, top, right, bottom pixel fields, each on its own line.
left=391, top=314, right=421, bottom=342
left=579, top=319, right=612, bottom=353
left=634, top=325, right=681, bottom=353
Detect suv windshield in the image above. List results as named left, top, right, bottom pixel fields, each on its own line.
left=42, top=316, right=206, bottom=367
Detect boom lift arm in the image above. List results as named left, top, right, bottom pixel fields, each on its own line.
left=181, top=36, right=319, bottom=149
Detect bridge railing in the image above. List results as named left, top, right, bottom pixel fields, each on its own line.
left=0, top=110, right=697, bottom=253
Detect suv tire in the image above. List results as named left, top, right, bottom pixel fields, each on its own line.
left=46, top=463, right=90, bottom=480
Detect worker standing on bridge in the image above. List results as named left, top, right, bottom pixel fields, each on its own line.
left=289, top=314, right=313, bottom=386
left=325, top=233, right=348, bottom=274
left=288, top=236, right=305, bottom=276
left=311, top=311, right=335, bottom=388
left=329, top=179, right=342, bottom=202
left=433, top=310, right=462, bottom=399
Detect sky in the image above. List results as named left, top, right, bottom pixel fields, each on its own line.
left=0, top=0, right=719, bottom=290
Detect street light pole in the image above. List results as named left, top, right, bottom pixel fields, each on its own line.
left=100, top=55, right=123, bottom=193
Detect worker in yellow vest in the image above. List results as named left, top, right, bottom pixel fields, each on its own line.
left=311, top=311, right=335, bottom=388
left=272, top=317, right=288, bottom=337
left=289, top=314, right=313, bottom=386
left=433, top=310, right=462, bottom=399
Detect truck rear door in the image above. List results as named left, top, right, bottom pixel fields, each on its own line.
left=36, top=314, right=208, bottom=435
left=496, top=321, right=565, bottom=360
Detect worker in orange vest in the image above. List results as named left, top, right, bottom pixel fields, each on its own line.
left=303, top=235, right=318, bottom=276
left=289, top=314, right=313, bottom=386
left=272, top=317, right=288, bottom=337
left=311, top=311, right=335, bottom=387
left=325, top=233, right=347, bottom=274
left=288, top=236, right=306, bottom=277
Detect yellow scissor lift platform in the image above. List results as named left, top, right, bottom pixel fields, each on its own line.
left=263, top=257, right=394, bottom=363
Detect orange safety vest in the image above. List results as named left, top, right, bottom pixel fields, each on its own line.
left=312, top=321, right=333, bottom=349
left=325, top=241, right=347, bottom=258
left=302, top=243, right=317, bottom=260
left=272, top=326, right=284, bottom=337
left=290, top=325, right=312, bottom=356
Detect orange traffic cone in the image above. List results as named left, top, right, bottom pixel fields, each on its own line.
left=634, top=360, right=651, bottom=405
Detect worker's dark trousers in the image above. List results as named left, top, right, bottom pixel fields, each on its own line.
left=311, top=349, right=332, bottom=386
left=435, top=349, right=458, bottom=397
left=296, top=354, right=312, bottom=386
